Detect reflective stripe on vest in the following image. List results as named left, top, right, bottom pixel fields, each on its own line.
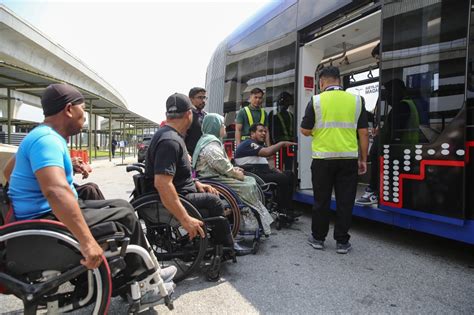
left=242, top=106, right=266, bottom=140
left=244, top=106, right=265, bottom=126
left=311, top=91, right=361, bottom=159
left=277, top=111, right=293, bottom=139
left=400, top=99, right=420, bottom=144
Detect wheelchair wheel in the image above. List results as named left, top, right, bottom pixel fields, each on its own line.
left=0, top=220, right=111, bottom=315
left=243, top=171, right=266, bottom=204
left=201, top=181, right=241, bottom=238
left=131, top=194, right=208, bottom=282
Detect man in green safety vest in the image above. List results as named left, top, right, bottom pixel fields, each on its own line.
left=269, top=91, right=295, bottom=170
left=235, top=87, right=270, bottom=146
left=380, top=79, right=420, bottom=145
left=300, top=66, right=369, bottom=254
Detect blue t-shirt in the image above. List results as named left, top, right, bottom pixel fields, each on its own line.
left=9, top=125, right=78, bottom=220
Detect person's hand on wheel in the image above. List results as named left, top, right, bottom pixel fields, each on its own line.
left=181, top=216, right=206, bottom=239
left=80, top=240, right=104, bottom=269
left=195, top=181, right=218, bottom=195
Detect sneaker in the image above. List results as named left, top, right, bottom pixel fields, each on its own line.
left=356, top=188, right=378, bottom=205
left=336, top=242, right=352, bottom=254
left=160, top=266, right=177, bottom=283
left=140, top=282, right=175, bottom=305
left=307, top=235, right=324, bottom=250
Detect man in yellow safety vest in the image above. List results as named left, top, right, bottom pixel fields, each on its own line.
left=235, top=87, right=270, bottom=146
left=300, top=66, right=369, bottom=254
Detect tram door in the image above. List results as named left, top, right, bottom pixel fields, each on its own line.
left=377, top=0, right=470, bottom=220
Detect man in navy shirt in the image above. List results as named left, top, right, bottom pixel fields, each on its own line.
left=234, top=123, right=299, bottom=217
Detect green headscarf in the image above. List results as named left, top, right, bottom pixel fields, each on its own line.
left=192, top=113, right=225, bottom=168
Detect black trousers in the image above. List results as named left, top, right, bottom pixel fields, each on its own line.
left=74, top=182, right=105, bottom=200
left=78, top=199, right=150, bottom=278
left=249, top=168, right=294, bottom=210
left=311, top=159, right=358, bottom=243
left=184, top=192, right=233, bottom=246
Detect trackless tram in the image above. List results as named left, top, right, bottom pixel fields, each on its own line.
left=205, top=0, right=474, bottom=243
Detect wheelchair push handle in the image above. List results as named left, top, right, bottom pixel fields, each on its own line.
left=126, top=165, right=143, bottom=174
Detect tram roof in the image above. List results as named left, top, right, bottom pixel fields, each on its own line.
left=0, top=5, right=158, bottom=128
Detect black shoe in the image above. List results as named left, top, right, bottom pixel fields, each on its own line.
left=307, top=235, right=325, bottom=250
left=233, top=242, right=253, bottom=256
left=336, top=242, right=352, bottom=254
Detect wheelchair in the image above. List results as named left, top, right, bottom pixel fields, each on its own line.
left=0, top=199, right=174, bottom=314
left=241, top=169, right=298, bottom=230
left=126, top=164, right=237, bottom=282
left=197, top=177, right=263, bottom=254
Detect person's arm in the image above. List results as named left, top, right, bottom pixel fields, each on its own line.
left=357, top=98, right=369, bottom=174
left=258, top=141, right=296, bottom=157
left=36, top=166, right=103, bottom=269
left=200, top=143, right=239, bottom=178
left=265, top=127, right=271, bottom=146
left=154, top=174, right=205, bottom=239
left=300, top=99, right=315, bottom=137
left=235, top=123, right=243, bottom=146
left=3, top=155, right=16, bottom=182
left=358, top=128, right=369, bottom=175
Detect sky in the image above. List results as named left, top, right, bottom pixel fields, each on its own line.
left=2, top=0, right=274, bottom=123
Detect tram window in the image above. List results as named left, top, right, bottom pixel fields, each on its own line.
left=381, top=0, right=470, bottom=145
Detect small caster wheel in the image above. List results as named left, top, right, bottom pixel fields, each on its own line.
left=275, top=220, right=282, bottom=230
left=206, top=269, right=220, bottom=282
left=251, top=240, right=259, bottom=254
left=165, top=296, right=174, bottom=310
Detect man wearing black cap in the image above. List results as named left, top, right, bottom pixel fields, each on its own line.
left=8, top=83, right=175, bottom=305
left=145, top=93, right=249, bottom=255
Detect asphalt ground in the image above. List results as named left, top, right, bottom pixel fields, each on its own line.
left=1, top=156, right=474, bottom=314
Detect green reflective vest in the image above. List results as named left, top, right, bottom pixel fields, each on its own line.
left=242, top=106, right=266, bottom=140
left=400, top=99, right=420, bottom=144
left=311, top=90, right=361, bottom=159
left=276, top=111, right=294, bottom=141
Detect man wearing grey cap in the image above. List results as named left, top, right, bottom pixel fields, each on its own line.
left=7, top=83, right=176, bottom=305
left=144, top=93, right=249, bottom=256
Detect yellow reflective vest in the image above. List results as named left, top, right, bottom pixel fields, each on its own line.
left=311, top=89, right=362, bottom=159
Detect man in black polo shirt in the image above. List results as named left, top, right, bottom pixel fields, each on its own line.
left=234, top=123, right=299, bottom=218
left=145, top=93, right=249, bottom=255
left=185, top=87, right=207, bottom=155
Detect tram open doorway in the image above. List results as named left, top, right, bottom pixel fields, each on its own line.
left=297, top=9, right=381, bottom=196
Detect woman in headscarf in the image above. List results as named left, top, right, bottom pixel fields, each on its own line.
left=192, top=114, right=273, bottom=235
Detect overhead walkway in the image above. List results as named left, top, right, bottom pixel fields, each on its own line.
left=0, top=5, right=158, bottom=161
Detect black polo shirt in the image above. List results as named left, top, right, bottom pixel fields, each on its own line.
left=145, top=125, right=196, bottom=195
left=185, top=108, right=207, bottom=155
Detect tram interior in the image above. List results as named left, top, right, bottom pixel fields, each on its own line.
left=297, top=10, right=381, bottom=194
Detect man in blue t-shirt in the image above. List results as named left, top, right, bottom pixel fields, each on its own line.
left=6, top=83, right=175, bottom=304
left=234, top=123, right=299, bottom=217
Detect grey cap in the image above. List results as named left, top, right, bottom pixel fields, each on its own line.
left=166, top=93, right=192, bottom=113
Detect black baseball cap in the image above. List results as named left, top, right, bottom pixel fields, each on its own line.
left=318, top=66, right=340, bottom=79
left=166, top=93, right=192, bottom=113
left=41, top=83, right=84, bottom=117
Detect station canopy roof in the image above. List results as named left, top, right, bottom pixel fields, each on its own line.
left=0, top=61, right=158, bottom=129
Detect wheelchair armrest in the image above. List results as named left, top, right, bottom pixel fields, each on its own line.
left=261, top=182, right=277, bottom=192
left=133, top=162, right=146, bottom=168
